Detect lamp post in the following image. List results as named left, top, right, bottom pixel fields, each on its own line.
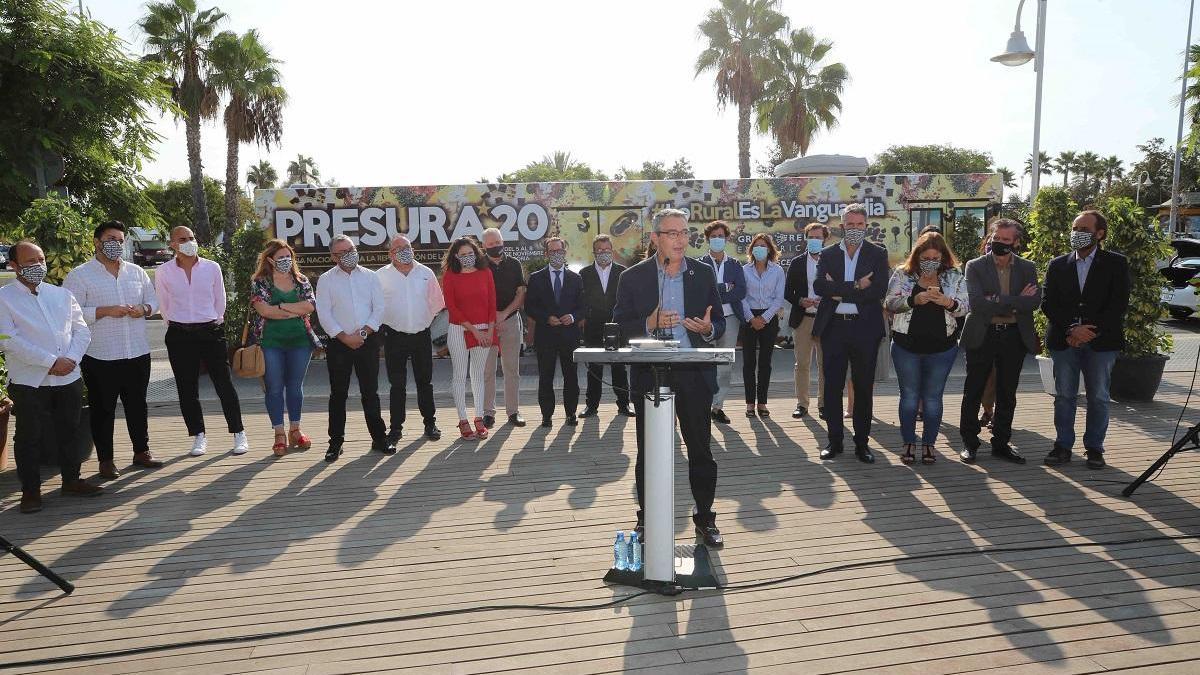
left=992, top=0, right=1047, bottom=202
left=1136, top=170, right=1152, bottom=205
left=1170, top=0, right=1197, bottom=235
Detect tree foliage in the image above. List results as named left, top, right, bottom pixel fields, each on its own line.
left=1099, top=195, right=1172, bottom=357
left=949, top=213, right=982, bottom=269
left=617, top=158, right=695, bottom=181
left=6, top=197, right=94, bottom=285
left=496, top=152, right=609, bottom=183
left=868, top=144, right=993, bottom=175
left=286, top=154, right=320, bottom=185
left=145, top=176, right=251, bottom=239
left=205, top=222, right=267, bottom=344
left=1025, top=186, right=1077, bottom=353
left=755, top=27, right=848, bottom=158
left=246, top=160, right=277, bottom=190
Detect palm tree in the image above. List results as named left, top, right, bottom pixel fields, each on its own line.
left=1077, top=151, right=1101, bottom=189
left=1101, top=155, right=1124, bottom=190
left=1182, top=44, right=1200, bottom=149
left=695, top=0, right=789, bottom=178
left=754, top=27, right=848, bottom=158
left=209, top=29, right=286, bottom=249
left=997, top=167, right=1017, bottom=189
left=287, top=154, right=319, bottom=185
left=539, top=151, right=580, bottom=175
left=139, top=0, right=227, bottom=243
left=1052, top=150, right=1078, bottom=187
left=246, top=160, right=277, bottom=191
left=1024, top=151, right=1052, bottom=178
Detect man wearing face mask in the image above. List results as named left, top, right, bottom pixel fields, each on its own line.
left=481, top=227, right=527, bottom=428
left=156, top=226, right=247, bottom=457
left=698, top=221, right=746, bottom=424
left=958, top=218, right=1042, bottom=465
left=784, top=222, right=830, bottom=419
left=316, top=234, right=388, bottom=461
left=525, top=236, right=584, bottom=427
left=377, top=235, right=446, bottom=443
left=1041, top=210, right=1130, bottom=469
left=65, top=221, right=161, bottom=480
left=1, top=240, right=100, bottom=513
left=579, top=234, right=632, bottom=418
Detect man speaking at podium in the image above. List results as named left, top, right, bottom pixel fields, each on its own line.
left=612, top=208, right=727, bottom=547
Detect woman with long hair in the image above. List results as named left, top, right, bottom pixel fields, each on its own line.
left=884, top=232, right=969, bottom=464
left=250, top=239, right=320, bottom=456
left=740, top=232, right=786, bottom=417
left=441, top=236, right=497, bottom=439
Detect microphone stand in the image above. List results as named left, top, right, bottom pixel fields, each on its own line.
left=1123, top=422, right=1200, bottom=497
left=0, top=535, right=74, bottom=594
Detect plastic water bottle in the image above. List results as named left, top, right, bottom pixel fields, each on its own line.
left=628, top=531, right=643, bottom=572
left=613, top=532, right=629, bottom=571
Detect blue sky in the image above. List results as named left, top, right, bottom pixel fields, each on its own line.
left=82, top=0, right=1193, bottom=194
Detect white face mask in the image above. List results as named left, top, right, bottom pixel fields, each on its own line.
left=177, top=240, right=199, bottom=257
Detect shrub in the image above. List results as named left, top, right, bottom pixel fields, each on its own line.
left=1025, top=187, right=1077, bottom=352
left=1099, top=196, right=1173, bottom=357
left=9, top=197, right=93, bottom=284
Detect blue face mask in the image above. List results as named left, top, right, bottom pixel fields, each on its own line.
left=806, top=238, right=823, bottom=254
left=708, top=237, right=726, bottom=253
left=752, top=245, right=769, bottom=262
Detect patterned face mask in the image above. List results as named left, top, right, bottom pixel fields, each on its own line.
left=919, top=259, right=941, bottom=275
left=100, top=239, right=124, bottom=261
left=18, top=263, right=47, bottom=285
left=395, top=247, right=414, bottom=265
left=457, top=253, right=476, bottom=269
left=548, top=251, right=567, bottom=268
left=273, top=256, right=293, bottom=273
left=338, top=250, right=359, bottom=270
left=1070, top=230, right=1095, bottom=251
left=595, top=251, right=613, bottom=267
left=842, top=228, right=866, bottom=246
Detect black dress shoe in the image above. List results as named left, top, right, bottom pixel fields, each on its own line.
left=855, top=447, right=875, bottom=464
left=991, top=446, right=1026, bottom=464
left=425, top=425, right=442, bottom=441
left=373, top=438, right=396, bottom=455
left=818, top=406, right=827, bottom=421
left=959, top=447, right=977, bottom=464
left=792, top=405, right=807, bottom=419
left=565, top=414, right=578, bottom=426
left=1044, top=444, right=1072, bottom=466
left=693, top=513, right=724, bottom=548
left=482, top=415, right=495, bottom=429
left=1085, top=448, right=1106, bottom=469
left=618, top=404, right=636, bottom=417
left=578, top=407, right=598, bottom=418
left=819, top=443, right=843, bottom=460
left=711, top=409, right=731, bottom=424
left=509, top=413, right=527, bottom=427
left=540, top=418, right=552, bottom=428
left=386, top=428, right=403, bottom=444
left=324, top=445, right=343, bottom=462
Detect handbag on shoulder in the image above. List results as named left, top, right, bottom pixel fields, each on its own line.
left=232, top=316, right=265, bottom=378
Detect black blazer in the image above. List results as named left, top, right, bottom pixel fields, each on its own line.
left=579, top=262, right=626, bottom=342
left=811, top=242, right=890, bottom=339
left=612, top=256, right=726, bottom=394
left=1041, top=247, right=1130, bottom=352
left=525, top=265, right=585, bottom=349
left=783, top=253, right=819, bottom=329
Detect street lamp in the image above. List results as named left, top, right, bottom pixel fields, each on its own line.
left=993, top=0, right=1047, bottom=202
left=1136, top=170, right=1152, bottom=205
left=1170, top=0, right=1197, bottom=235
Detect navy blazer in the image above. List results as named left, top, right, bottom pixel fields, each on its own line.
left=1041, top=247, right=1130, bottom=352
left=783, top=253, right=820, bottom=329
left=612, top=256, right=726, bottom=394
left=811, top=241, right=890, bottom=340
left=697, top=253, right=747, bottom=322
left=525, top=265, right=585, bottom=349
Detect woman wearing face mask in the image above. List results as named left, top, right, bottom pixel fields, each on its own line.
left=250, top=239, right=319, bottom=456
left=740, top=233, right=786, bottom=417
left=884, top=232, right=969, bottom=464
left=440, top=237, right=497, bottom=439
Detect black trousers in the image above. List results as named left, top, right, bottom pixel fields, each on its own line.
left=383, top=325, right=436, bottom=432
left=821, top=316, right=880, bottom=448
left=537, top=343, right=579, bottom=419
left=11, top=380, right=83, bottom=493
left=631, top=367, right=717, bottom=521
left=960, top=327, right=1027, bottom=450
left=165, top=323, right=243, bottom=436
left=81, top=353, right=151, bottom=462
left=327, top=334, right=386, bottom=444
left=583, top=333, right=628, bottom=409
left=741, top=313, right=780, bottom=404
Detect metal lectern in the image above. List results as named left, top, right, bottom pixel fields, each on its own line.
left=574, top=346, right=734, bottom=594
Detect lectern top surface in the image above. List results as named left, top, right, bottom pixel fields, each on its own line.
left=573, top=347, right=735, bottom=365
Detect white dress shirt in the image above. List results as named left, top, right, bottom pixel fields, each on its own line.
left=316, top=265, right=384, bottom=337
left=805, top=254, right=820, bottom=315
left=377, top=261, right=445, bottom=334
left=63, top=258, right=158, bottom=360
left=154, top=256, right=226, bottom=323
left=0, top=282, right=90, bottom=387
left=704, top=254, right=735, bottom=317
left=1072, top=248, right=1096, bottom=290
left=595, top=262, right=612, bottom=293
left=834, top=242, right=861, bottom=315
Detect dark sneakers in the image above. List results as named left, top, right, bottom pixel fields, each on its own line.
left=482, top=415, right=496, bottom=429
left=1085, top=448, right=1106, bottom=469
left=855, top=447, right=875, bottom=464
left=991, top=446, right=1027, bottom=464
left=693, top=512, right=724, bottom=548
left=959, top=447, right=978, bottom=464
left=1044, top=445, right=1072, bottom=466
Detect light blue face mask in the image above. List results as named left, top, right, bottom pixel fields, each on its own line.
left=806, top=238, right=823, bottom=254
left=708, top=237, right=726, bottom=253
left=752, top=245, right=769, bottom=262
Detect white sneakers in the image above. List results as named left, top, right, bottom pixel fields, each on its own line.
left=190, top=432, right=207, bottom=456
left=189, top=431, right=248, bottom=456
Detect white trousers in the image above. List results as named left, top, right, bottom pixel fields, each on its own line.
left=447, top=324, right=488, bottom=421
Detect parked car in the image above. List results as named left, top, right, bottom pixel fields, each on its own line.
left=131, top=239, right=173, bottom=267
left=0, top=244, right=10, bottom=267
left=1160, top=238, right=1200, bottom=319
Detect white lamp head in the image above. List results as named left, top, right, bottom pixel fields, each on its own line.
left=992, top=30, right=1035, bottom=66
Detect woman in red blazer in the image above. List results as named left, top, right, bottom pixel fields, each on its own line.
left=441, top=237, right=497, bottom=439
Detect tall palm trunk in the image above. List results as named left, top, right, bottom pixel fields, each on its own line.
left=185, top=112, right=211, bottom=242
left=737, top=102, right=751, bottom=178
left=223, top=127, right=240, bottom=252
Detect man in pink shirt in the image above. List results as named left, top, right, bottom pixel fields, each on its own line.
left=155, top=226, right=247, bottom=457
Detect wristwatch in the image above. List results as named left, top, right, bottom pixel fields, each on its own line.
left=358, top=328, right=369, bottom=339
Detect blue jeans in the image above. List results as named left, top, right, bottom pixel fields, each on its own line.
left=262, top=346, right=312, bottom=427
left=891, top=342, right=959, bottom=445
left=1050, top=345, right=1117, bottom=451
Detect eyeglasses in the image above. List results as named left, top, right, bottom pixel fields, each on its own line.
left=656, top=229, right=688, bottom=239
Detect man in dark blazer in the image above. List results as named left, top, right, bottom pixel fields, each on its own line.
left=579, top=234, right=632, bottom=418
left=525, top=236, right=584, bottom=428
left=697, top=220, right=746, bottom=424
left=958, top=217, right=1042, bottom=465
left=612, top=208, right=726, bottom=547
left=812, top=204, right=890, bottom=463
left=784, top=222, right=830, bottom=419
left=1041, top=210, right=1130, bottom=469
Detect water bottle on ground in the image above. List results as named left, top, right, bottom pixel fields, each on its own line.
left=628, top=531, right=643, bottom=572
left=613, top=532, right=629, bottom=571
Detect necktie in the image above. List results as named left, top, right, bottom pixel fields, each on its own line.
left=553, top=270, right=562, bottom=304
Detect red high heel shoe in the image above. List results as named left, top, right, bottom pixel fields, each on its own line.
left=458, top=420, right=475, bottom=439
left=473, top=417, right=489, bottom=439
left=288, top=429, right=311, bottom=450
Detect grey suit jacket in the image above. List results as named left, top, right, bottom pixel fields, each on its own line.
left=959, top=253, right=1042, bottom=354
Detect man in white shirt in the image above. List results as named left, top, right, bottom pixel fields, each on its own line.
left=0, top=240, right=101, bottom=513
left=377, top=235, right=445, bottom=443
left=316, top=234, right=387, bottom=462
left=65, top=221, right=161, bottom=480
left=155, top=226, right=247, bottom=457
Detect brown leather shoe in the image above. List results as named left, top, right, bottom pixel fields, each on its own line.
left=61, top=480, right=103, bottom=497
left=97, top=460, right=120, bottom=480
left=19, top=491, right=42, bottom=514
left=132, top=451, right=163, bottom=468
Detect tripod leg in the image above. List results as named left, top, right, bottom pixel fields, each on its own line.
left=1123, top=424, right=1200, bottom=498
left=0, top=536, right=74, bottom=595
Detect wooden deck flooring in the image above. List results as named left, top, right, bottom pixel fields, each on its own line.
left=2, top=372, right=1200, bottom=674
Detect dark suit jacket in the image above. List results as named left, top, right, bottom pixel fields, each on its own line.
left=811, top=241, right=890, bottom=339
left=697, top=254, right=747, bottom=322
left=1041, top=247, right=1130, bottom=352
left=959, top=253, right=1042, bottom=354
left=579, top=262, right=626, bottom=343
left=525, top=265, right=584, bottom=350
left=783, top=253, right=820, bottom=329
left=612, top=256, right=726, bottom=394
